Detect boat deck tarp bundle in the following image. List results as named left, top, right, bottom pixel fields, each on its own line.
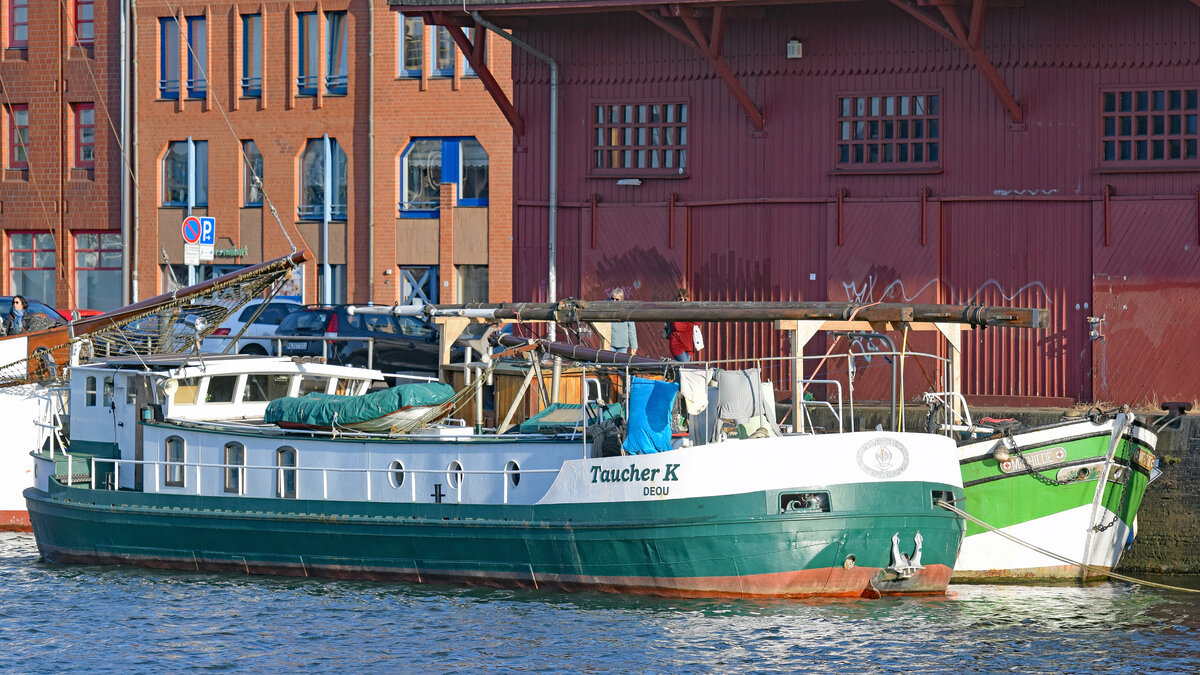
left=517, top=401, right=623, bottom=434
left=625, top=376, right=679, bottom=454
left=265, top=382, right=454, bottom=428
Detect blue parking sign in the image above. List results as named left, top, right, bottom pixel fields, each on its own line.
left=199, top=217, right=216, bottom=245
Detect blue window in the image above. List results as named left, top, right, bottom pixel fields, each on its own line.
left=241, top=14, right=262, bottom=98
left=299, top=138, right=348, bottom=221
left=462, top=28, right=484, bottom=78
left=325, top=12, right=348, bottom=95
left=399, top=138, right=488, bottom=216
left=399, top=14, right=423, bottom=78
left=243, top=140, right=263, bottom=207
left=297, top=12, right=319, bottom=96
left=186, top=16, right=207, bottom=98
left=431, top=26, right=453, bottom=78
left=159, top=18, right=180, bottom=99
left=162, top=140, right=208, bottom=207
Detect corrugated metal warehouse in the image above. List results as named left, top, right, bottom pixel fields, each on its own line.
left=392, top=0, right=1200, bottom=407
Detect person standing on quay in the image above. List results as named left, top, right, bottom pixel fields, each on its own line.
left=608, top=287, right=638, bottom=355
left=663, top=288, right=701, bottom=362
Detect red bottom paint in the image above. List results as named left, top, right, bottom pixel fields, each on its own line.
left=41, top=546, right=954, bottom=598
left=0, top=510, right=31, bottom=532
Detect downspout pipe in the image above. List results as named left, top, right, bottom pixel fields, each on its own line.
left=129, top=0, right=139, bottom=301
left=367, top=1, right=376, bottom=303
left=470, top=11, right=558, bottom=340
left=120, top=0, right=132, bottom=304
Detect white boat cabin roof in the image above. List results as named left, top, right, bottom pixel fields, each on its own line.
left=70, top=356, right=390, bottom=422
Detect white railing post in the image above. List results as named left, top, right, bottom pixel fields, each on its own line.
left=154, top=461, right=160, bottom=492
left=196, top=461, right=202, bottom=495
left=323, top=468, right=328, bottom=500
left=411, top=474, right=416, bottom=503
left=366, top=467, right=371, bottom=502
left=90, top=458, right=95, bottom=489
left=503, top=469, right=509, bottom=504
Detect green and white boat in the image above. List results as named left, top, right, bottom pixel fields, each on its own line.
left=25, top=350, right=966, bottom=599
left=943, top=409, right=1159, bottom=582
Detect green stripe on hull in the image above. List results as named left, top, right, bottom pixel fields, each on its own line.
left=960, top=434, right=1152, bottom=537
left=26, top=480, right=964, bottom=597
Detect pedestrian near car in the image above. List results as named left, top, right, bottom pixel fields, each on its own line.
left=607, top=287, right=638, bottom=355
left=4, top=295, right=28, bottom=335
left=662, top=288, right=702, bottom=362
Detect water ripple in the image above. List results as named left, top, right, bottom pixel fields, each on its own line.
left=2, top=532, right=1200, bottom=673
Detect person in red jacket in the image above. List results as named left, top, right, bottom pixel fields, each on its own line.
left=663, top=288, right=701, bottom=362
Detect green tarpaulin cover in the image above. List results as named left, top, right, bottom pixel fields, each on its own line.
left=265, top=382, right=454, bottom=427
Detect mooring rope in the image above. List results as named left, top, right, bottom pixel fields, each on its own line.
left=935, top=500, right=1200, bottom=594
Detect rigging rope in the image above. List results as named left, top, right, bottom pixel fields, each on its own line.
left=935, top=499, right=1200, bottom=595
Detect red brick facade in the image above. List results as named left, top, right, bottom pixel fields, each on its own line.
left=135, top=0, right=513, bottom=304
left=0, top=0, right=124, bottom=310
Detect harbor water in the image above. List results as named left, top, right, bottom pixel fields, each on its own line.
left=2, top=532, right=1198, bottom=673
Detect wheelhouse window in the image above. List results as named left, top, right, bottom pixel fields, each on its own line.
left=162, top=140, right=208, bottom=206
left=102, top=376, right=113, bottom=406
left=85, top=376, right=97, bottom=406
left=74, top=0, right=94, bottom=47
left=9, top=104, right=29, bottom=169
left=186, top=16, right=208, bottom=98
left=298, top=137, right=348, bottom=221
left=243, top=374, right=291, bottom=402
left=160, top=18, right=180, bottom=99
left=164, top=436, right=186, bottom=487
left=276, top=447, right=297, bottom=498
left=76, top=232, right=122, bottom=311
left=837, top=94, right=940, bottom=168
left=298, top=375, right=330, bottom=395
left=73, top=103, right=95, bottom=168
left=326, top=12, right=348, bottom=95
left=9, top=0, right=28, bottom=49
left=1101, top=87, right=1199, bottom=164
left=205, top=376, right=238, bottom=404
left=297, top=12, right=319, bottom=96
left=591, top=102, right=689, bottom=176
left=242, top=139, right=263, bottom=206
left=10, top=232, right=55, bottom=301
left=399, top=14, right=423, bottom=77
left=431, top=26, right=453, bottom=77
left=241, top=14, right=263, bottom=98
left=224, top=442, right=245, bottom=494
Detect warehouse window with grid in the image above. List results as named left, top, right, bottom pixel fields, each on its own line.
left=837, top=94, right=939, bottom=168
left=1101, top=88, right=1199, bottom=164
left=591, top=102, right=688, bottom=177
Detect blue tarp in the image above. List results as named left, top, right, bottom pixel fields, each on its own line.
left=624, top=376, right=678, bottom=454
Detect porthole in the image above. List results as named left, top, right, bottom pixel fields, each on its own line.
left=505, top=460, right=521, bottom=487
left=389, top=460, right=405, bottom=488
left=447, top=460, right=464, bottom=489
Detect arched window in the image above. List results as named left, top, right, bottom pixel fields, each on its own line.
left=164, top=435, right=185, bottom=487
left=85, top=376, right=97, bottom=406
left=298, top=138, right=348, bottom=221
left=102, top=376, right=113, bottom=406
left=505, top=460, right=521, bottom=487
left=224, top=442, right=245, bottom=494
left=276, top=446, right=297, bottom=498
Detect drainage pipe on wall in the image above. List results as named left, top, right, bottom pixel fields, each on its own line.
left=470, top=11, right=558, bottom=340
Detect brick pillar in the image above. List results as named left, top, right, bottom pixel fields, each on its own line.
left=438, top=181, right=457, bottom=303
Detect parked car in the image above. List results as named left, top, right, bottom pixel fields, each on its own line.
left=274, top=305, right=441, bottom=373
left=59, top=308, right=106, bottom=320
left=201, top=298, right=302, bottom=355
left=0, top=297, right=68, bottom=331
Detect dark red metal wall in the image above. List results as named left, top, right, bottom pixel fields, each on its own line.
left=507, top=0, right=1200, bottom=405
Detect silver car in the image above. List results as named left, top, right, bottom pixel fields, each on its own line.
left=200, top=299, right=301, bottom=355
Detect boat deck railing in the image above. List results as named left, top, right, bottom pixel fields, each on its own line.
left=80, top=456, right=561, bottom=505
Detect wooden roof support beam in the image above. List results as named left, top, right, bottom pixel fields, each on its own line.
left=638, top=5, right=764, bottom=131
left=890, top=0, right=1022, bottom=124
left=430, top=13, right=526, bottom=137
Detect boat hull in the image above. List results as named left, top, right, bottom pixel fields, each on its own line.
left=26, top=479, right=962, bottom=598
left=953, top=417, right=1156, bottom=582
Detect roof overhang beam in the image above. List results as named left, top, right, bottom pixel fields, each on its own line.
left=425, top=12, right=527, bottom=136
left=889, top=0, right=1023, bottom=124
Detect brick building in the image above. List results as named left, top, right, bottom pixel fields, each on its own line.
left=0, top=0, right=127, bottom=311
left=138, top=0, right=513, bottom=305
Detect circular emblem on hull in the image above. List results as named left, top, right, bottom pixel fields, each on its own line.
left=856, top=437, right=910, bottom=479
